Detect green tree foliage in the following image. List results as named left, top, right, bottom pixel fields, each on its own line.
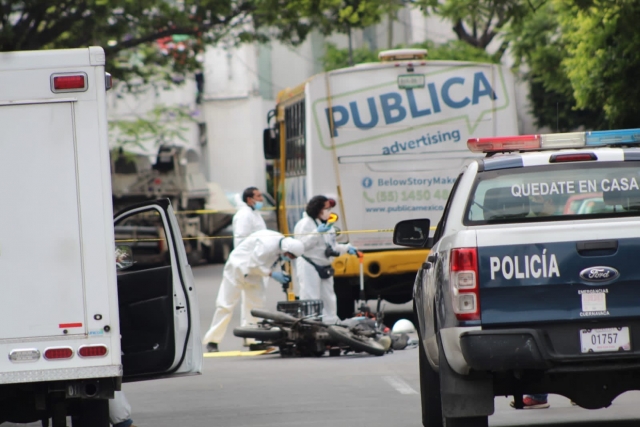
left=506, top=0, right=640, bottom=130
left=558, top=0, right=640, bottom=129
left=321, top=39, right=495, bottom=71
left=0, top=0, right=325, bottom=83
left=415, top=0, right=532, bottom=61
left=283, top=0, right=403, bottom=65
left=506, top=1, right=604, bottom=131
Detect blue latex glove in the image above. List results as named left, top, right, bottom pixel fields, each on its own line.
left=317, top=223, right=333, bottom=233
left=271, top=271, right=291, bottom=284
left=347, top=246, right=358, bottom=255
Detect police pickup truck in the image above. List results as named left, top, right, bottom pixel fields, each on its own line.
left=393, top=128, right=640, bottom=427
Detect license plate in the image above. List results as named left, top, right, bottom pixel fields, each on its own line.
left=397, top=74, right=425, bottom=89
left=580, top=327, right=631, bottom=353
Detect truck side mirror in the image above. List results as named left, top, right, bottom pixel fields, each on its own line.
left=393, top=219, right=431, bottom=248
left=263, top=128, right=279, bottom=160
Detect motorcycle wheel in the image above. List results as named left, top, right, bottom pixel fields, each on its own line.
left=233, top=326, right=285, bottom=341
left=327, top=325, right=386, bottom=356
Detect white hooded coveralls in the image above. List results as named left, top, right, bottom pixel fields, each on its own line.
left=231, top=195, right=267, bottom=326
left=203, top=230, right=288, bottom=345
left=294, top=213, right=349, bottom=324
left=232, top=195, right=266, bottom=248
left=109, top=391, right=132, bottom=425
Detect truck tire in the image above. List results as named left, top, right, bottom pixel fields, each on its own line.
left=418, top=333, right=443, bottom=427
left=71, top=399, right=109, bottom=427
left=334, top=278, right=356, bottom=319
left=209, top=239, right=232, bottom=264
left=438, top=333, right=489, bottom=427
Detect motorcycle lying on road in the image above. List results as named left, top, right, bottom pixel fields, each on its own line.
left=233, top=300, right=387, bottom=357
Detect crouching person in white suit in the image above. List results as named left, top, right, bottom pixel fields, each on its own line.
left=203, top=230, right=305, bottom=352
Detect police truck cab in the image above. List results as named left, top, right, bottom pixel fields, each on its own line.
left=393, top=128, right=640, bottom=427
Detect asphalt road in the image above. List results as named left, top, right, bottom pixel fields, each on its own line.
left=7, top=263, right=640, bottom=426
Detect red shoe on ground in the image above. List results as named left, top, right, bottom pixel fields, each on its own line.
left=510, top=396, right=550, bottom=409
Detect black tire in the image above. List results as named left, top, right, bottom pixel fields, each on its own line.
left=233, top=326, right=285, bottom=341
left=419, top=333, right=443, bottom=427
left=438, top=334, right=489, bottom=427
left=327, top=325, right=386, bottom=356
left=443, top=416, right=488, bottom=427
left=334, top=278, right=356, bottom=320
left=71, top=399, right=109, bottom=427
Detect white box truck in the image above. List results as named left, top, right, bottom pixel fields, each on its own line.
left=0, top=47, right=202, bottom=426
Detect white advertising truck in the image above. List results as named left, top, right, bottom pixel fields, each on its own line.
left=265, top=49, right=520, bottom=318
left=0, top=47, right=202, bottom=426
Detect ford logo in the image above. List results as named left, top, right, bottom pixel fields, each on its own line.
left=579, top=266, right=620, bottom=283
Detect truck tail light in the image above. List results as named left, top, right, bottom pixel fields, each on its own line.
left=44, top=347, right=74, bottom=360
left=51, top=73, right=88, bottom=93
left=450, top=248, right=480, bottom=321
left=78, top=345, right=108, bottom=358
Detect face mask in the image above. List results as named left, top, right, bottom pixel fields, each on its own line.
left=319, top=209, right=331, bottom=221
left=281, top=254, right=292, bottom=262
left=254, top=201, right=264, bottom=210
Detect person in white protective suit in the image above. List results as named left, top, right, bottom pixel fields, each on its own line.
left=232, top=187, right=266, bottom=248
left=294, top=195, right=358, bottom=324
left=203, top=230, right=305, bottom=352
left=232, top=187, right=268, bottom=346
left=109, top=391, right=136, bottom=427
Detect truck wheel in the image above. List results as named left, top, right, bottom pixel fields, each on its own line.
left=418, top=333, right=443, bottom=426
left=334, top=278, right=356, bottom=319
left=71, top=399, right=109, bottom=427
left=210, top=239, right=232, bottom=264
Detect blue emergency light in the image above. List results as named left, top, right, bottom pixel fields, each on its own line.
left=468, top=128, right=640, bottom=153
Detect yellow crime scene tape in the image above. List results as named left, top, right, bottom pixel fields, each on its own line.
left=115, top=208, right=436, bottom=244
left=115, top=228, right=397, bottom=244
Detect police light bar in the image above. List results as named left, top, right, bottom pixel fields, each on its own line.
left=467, top=128, right=640, bottom=153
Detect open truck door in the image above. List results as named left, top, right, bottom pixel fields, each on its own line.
left=114, top=198, right=203, bottom=382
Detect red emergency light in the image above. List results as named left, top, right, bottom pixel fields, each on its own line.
left=51, top=73, right=88, bottom=93
left=78, top=345, right=108, bottom=358
left=467, top=135, right=541, bottom=153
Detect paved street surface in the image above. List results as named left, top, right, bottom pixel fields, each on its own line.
left=8, top=263, right=640, bottom=426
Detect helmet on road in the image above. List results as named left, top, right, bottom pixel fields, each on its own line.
left=392, top=319, right=416, bottom=335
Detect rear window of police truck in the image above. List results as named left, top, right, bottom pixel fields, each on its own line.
left=464, top=162, right=640, bottom=225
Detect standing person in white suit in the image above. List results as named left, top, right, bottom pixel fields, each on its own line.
left=203, top=230, right=304, bottom=352
left=294, top=196, right=358, bottom=324
left=232, top=187, right=266, bottom=247
left=232, top=187, right=268, bottom=346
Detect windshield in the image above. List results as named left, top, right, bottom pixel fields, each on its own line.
left=465, top=161, right=640, bottom=225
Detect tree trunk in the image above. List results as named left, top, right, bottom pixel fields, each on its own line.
left=387, top=12, right=394, bottom=49
left=347, top=26, right=354, bottom=66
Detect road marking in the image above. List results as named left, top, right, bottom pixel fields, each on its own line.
left=383, top=375, right=418, bottom=395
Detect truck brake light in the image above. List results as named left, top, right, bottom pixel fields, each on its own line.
left=44, top=347, right=74, bottom=360
left=450, top=248, right=480, bottom=321
left=78, top=345, right=108, bottom=358
left=51, top=73, right=88, bottom=93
